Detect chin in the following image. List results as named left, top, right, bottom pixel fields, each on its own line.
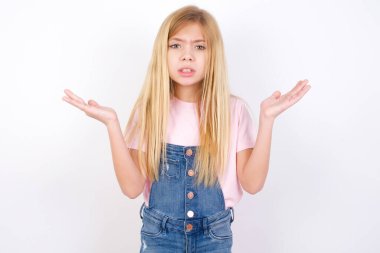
left=174, top=78, right=203, bottom=86
left=177, top=82, right=201, bottom=87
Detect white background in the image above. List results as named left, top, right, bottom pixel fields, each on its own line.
left=0, top=0, right=379, bottom=252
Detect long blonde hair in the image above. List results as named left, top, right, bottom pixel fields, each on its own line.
left=123, top=5, right=231, bottom=187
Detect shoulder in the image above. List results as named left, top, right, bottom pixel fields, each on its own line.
left=229, top=94, right=253, bottom=115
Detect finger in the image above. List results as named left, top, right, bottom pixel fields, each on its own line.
left=288, top=83, right=311, bottom=103
left=64, top=89, right=85, bottom=104
left=62, top=95, right=87, bottom=111
left=64, top=89, right=86, bottom=104
left=286, top=79, right=309, bottom=98
left=271, top=91, right=281, bottom=99
left=88, top=99, right=99, bottom=107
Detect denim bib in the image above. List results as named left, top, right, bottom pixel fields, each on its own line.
left=139, top=143, right=234, bottom=252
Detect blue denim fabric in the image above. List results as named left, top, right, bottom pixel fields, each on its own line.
left=139, top=143, right=234, bottom=253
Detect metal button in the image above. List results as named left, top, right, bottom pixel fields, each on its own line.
left=187, top=210, right=194, bottom=218
left=186, top=148, right=193, bottom=156
left=187, top=169, right=195, bottom=176
left=187, top=192, right=194, bottom=199
left=186, top=223, right=193, bottom=231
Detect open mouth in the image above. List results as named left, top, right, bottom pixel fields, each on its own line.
left=178, top=68, right=195, bottom=77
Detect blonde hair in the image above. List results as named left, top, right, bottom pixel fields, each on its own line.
left=123, top=5, right=231, bottom=187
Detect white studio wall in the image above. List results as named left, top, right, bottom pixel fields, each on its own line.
left=0, top=0, right=379, bottom=252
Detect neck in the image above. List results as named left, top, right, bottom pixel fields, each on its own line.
left=173, top=82, right=202, bottom=102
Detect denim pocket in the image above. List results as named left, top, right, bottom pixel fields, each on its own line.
left=160, top=157, right=180, bottom=180
left=141, top=215, right=164, bottom=238
left=208, top=218, right=233, bottom=240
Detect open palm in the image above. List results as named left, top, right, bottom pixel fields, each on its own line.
left=260, top=79, right=311, bottom=120
left=62, top=89, right=118, bottom=126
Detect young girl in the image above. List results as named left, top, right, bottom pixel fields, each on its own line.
left=62, top=5, right=311, bottom=253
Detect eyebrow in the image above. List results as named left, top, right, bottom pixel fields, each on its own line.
left=169, top=37, right=206, bottom=43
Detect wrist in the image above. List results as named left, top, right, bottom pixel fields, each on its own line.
left=259, top=113, right=275, bottom=126
left=106, top=116, right=120, bottom=129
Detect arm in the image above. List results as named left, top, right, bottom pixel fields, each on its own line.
left=106, top=118, right=146, bottom=199
left=62, top=89, right=146, bottom=199
left=237, top=116, right=274, bottom=194
left=237, top=79, right=311, bottom=194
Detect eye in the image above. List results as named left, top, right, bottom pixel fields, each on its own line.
left=169, top=43, right=180, bottom=49
left=196, top=45, right=206, bottom=50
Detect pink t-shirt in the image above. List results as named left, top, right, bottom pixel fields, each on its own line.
left=126, top=95, right=257, bottom=209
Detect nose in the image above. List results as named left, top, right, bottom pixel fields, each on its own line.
left=181, top=54, right=193, bottom=61
left=181, top=46, right=194, bottom=61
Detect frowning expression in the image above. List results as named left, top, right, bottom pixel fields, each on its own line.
left=167, top=22, right=207, bottom=88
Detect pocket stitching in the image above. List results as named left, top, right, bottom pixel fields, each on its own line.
left=208, top=222, right=232, bottom=240
left=141, top=216, right=164, bottom=238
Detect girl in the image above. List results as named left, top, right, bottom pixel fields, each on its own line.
left=62, top=5, right=311, bottom=253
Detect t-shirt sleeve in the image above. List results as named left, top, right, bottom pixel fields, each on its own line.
left=236, top=101, right=257, bottom=152
left=126, top=130, right=139, bottom=150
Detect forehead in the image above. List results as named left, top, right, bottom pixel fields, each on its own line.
left=169, top=22, right=205, bottom=41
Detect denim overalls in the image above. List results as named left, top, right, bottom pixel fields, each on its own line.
left=139, top=143, right=235, bottom=253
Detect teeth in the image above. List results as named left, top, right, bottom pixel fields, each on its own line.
left=181, top=69, right=192, bottom=72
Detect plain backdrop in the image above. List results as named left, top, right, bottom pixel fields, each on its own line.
left=0, top=0, right=379, bottom=252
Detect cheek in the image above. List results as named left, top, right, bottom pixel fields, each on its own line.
left=198, top=55, right=207, bottom=74
left=167, top=54, right=176, bottom=72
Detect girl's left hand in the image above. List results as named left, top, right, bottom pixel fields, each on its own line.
left=260, top=79, right=311, bottom=121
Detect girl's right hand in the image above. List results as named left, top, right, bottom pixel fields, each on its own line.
left=62, top=89, right=118, bottom=127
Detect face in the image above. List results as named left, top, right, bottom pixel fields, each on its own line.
left=167, top=22, right=207, bottom=89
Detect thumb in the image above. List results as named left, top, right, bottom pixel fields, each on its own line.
left=272, top=91, right=281, bottom=99
left=88, top=99, right=99, bottom=107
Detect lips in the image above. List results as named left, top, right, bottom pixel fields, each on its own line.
left=178, top=67, right=195, bottom=73
left=178, top=67, right=195, bottom=77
